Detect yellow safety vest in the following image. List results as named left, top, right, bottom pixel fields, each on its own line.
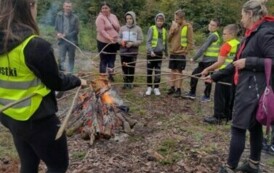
left=220, top=39, right=240, bottom=69
left=180, top=25, right=188, bottom=47
left=204, top=31, right=221, bottom=57
left=151, top=25, right=167, bottom=48
left=0, top=35, right=51, bottom=121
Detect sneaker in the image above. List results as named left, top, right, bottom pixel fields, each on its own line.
left=236, top=160, right=260, bottom=173
left=182, top=92, right=196, bottom=100
left=167, top=87, right=175, bottom=95
left=173, top=89, right=181, bottom=98
left=201, top=95, right=210, bottom=102
left=203, top=116, right=220, bottom=124
left=269, top=145, right=274, bottom=155
left=154, top=88, right=161, bottom=96
left=145, top=87, right=152, bottom=95
left=218, top=165, right=235, bottom=173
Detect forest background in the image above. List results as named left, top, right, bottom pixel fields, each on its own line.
left=37, top=0, right=274, bottom=51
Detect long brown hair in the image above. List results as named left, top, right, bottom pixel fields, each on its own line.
left=0, top=0, right=39, bottom=52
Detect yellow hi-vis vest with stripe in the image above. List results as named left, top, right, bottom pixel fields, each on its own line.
left=220, top=39, right=240, bottom=69
left=180, top=25, right=188, bottom=47
left=204, top=31, right=221, bottom=57
left=151, top=25, right=167, bottom=48
left=0, top=35, right=51, bottom=121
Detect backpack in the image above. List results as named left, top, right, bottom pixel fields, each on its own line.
left=256, top=58, right=274, bottom=134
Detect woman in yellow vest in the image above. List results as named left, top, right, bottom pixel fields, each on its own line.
left=0, top=0, right=86, bottom=172
left=202, top=24, right=240, bottom=124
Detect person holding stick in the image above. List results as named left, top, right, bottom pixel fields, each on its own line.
left=0, top=0, right=86, bottom=172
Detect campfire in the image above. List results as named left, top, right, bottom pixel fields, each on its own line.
left=65, top=77, right=136, bottom=145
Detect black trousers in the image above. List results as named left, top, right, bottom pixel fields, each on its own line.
left=121, top=55, right=137, bottom=83
left=214, top=75, right=234, bottom=120
left=0, top=115, right=68, bottom=173
left=228, top=124, right=263, bottom=168
left=190, top=61, right=215, bottom=97
left=97, top=40, right=118, bottom=73
left=147, top=53, right=163, bottom=88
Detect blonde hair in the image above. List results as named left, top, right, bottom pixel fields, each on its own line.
left=242, top=0, right=268, bottom=23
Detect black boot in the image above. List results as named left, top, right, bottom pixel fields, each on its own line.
left=236, top=160, right=260, bottom=173
left=173, top=88, right=181, bottom=98
left=203, top=116, right=221, bottom=124
left=167, top=86, right=175, bottom=95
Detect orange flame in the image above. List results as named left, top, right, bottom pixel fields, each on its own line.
left=101, top=92, right=113, bottom=104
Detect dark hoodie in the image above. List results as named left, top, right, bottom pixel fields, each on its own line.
left=0, top=27, right=81, bottom=121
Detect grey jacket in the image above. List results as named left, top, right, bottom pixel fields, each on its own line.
left=118, top=11, right=143, bottom=57
left=55, top=11, right=79, bottom=44
left=193, top=32, right=219, bottom=62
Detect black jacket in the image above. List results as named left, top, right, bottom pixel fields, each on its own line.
left=0, top=28, right=81, bottom=121
left=211, top=19, right=274, bottom=129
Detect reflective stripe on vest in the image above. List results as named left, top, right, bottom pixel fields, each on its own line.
left=151, top=25, right=167, bottom=48
left=204, top=31, right=221, bottom=57
left=0, top=35, right=51, bottom=121
left=181, top=25, right=188, bottom=47
left=220, top=39, right=240, bottom=69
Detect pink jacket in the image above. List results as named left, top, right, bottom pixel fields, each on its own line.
left=95, top=12, right=120, bottom=43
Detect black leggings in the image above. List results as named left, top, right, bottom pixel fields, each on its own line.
left=0, top=115, right=68, bottom=173
left=190, top=61, right=215, bottom=97
left=97, top=40, right=118, bottom=73
left=227, top=124, right=263, bottom=168
left=147, top=53, right=163, bottom=88
left=121, top=55, right=137, bottom=83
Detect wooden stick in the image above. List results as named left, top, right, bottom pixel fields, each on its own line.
left=0, top=93, right=36, bottom=113
left=55, top=87, right=81, bottom=140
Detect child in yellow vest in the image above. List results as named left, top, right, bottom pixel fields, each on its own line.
left=145, top=13, right=168, bottom=96
left=202, top=24, right=240, bottom=124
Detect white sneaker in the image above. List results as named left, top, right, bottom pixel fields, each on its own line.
left=145, top=87, right=152, bottom=95
left=154, top=88, right=161, bottom=96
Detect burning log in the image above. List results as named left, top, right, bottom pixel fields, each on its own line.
left=65, top=77, right=135, bottom=145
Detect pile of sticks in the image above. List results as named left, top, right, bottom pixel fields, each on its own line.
left=64, top=78, right=136, bottom=145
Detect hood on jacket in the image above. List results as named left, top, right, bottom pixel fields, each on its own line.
left=0, top=27, right=33, bottom=55
left=155, top=13, right=165, bottom=23
left=125, top=11, right=137, bottom=27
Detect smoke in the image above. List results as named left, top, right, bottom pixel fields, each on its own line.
left=38, top=1, right=61, bottom=26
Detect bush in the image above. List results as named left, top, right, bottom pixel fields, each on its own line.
left=193, top=30, right=206, bottom=47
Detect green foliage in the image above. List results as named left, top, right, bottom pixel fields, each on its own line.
left=78, top=23, right=97, bottom=51
left=193, top=31, right=206, bottom=47
left=39, top=24, right=56, bottom=43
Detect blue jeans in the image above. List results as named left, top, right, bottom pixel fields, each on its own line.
left=58, top=42, right=76, bottom=73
